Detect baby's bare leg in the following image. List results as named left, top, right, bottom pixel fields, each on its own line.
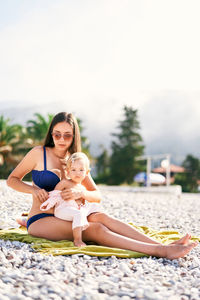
left=73, top=227, right=86, bottom=247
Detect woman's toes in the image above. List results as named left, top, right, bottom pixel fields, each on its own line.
left=16, top=218, right=27, bottom=227
left=172, top=233, right=191, bottom=245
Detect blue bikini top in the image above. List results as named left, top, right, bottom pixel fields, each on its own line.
left=32, top=147, right=60, bottom=191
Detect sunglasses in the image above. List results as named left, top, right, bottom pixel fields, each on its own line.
left=52, top=132, right=74, bottom=141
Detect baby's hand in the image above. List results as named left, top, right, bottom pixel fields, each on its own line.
left=76, top=198, right=85, bottom=206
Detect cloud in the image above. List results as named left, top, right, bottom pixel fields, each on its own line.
left=1, top=0, right=200, bottom=107
left=1, top=1, right=200, bottom=163
left=140, top=91, right=200, bottom=161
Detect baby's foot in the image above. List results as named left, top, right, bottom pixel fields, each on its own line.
left=165, top=241, right=198, bottom=260
left=171, top=233, right=191, bottom=245
left=16, top=218, right=27, bottom=227
left=74, top=240, right=86, bottom=247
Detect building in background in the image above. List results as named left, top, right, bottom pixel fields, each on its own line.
left=153, top=164, right=185, bottom=184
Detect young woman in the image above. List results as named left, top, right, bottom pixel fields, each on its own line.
left=7, top=112, right=198, bottom=259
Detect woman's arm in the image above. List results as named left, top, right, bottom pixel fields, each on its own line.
left=7, top=147, right=49, bottom=202
left=61, top=173, right=102, bottom=203
left=81, top=173, right=102, bottom=203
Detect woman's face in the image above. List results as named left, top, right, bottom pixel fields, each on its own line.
left=52, top=121, right=74, bottom=151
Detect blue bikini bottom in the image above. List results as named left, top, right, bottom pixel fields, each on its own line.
left=27, top=213, right=54, bottom=230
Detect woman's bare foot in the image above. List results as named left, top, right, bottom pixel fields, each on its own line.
left=74, top=240, right=86, bottom=247
left=171, top=233, right=191, bottom=245
left=164, top=241, right=198, bottom=260
left=16, top=218, right=27, bottom=227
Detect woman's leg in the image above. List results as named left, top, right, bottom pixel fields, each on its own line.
left=20, top=212, right=191, bottom=246
left=88, top=213, right=192, bottom=246
left=28, top=216, right=74, bottom=241
left=88, top=213, right=161, bottom=244
left=28, top=216, right=198, bottom=259
left=82, top=220, right=198, bottom=259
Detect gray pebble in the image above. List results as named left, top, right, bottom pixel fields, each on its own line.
left=0, top=181, right=200, bottom=300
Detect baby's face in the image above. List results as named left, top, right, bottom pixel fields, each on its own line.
left=67, top=159, right=88, bottom=183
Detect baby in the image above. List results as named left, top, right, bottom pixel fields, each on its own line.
left=40, top=152, right=101, bottom=247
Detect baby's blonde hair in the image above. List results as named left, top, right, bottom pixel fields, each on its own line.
left=66, top=152, right=90, bottom=171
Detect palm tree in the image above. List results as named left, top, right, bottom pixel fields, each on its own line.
left=27, top=113, right=54, bottom=145
left=0, top=115, right=24, bottom=178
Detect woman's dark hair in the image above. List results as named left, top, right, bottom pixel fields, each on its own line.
left=44, top=112, right=81, bottom=154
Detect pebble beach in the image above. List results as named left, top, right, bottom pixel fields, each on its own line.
left=0, top=180, right=200, bottom=300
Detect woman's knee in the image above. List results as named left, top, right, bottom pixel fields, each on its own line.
left=90, top=222, right=110, bottom=237
left=93, top=221, right=108, bottom=233
left=88, top=212, right=108, bottom=223
left=83, top=222, right=109, bottom=242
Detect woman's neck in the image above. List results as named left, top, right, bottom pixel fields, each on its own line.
left=52, top=147, right=69, bottom=159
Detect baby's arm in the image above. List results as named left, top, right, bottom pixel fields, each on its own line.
left=54, top=179, right=71, bottom=191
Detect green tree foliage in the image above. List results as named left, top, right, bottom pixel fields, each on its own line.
left=0, top=115, right=24, bottom=178
left=174, top=154, right=200, bottom=192
left=95, top=145, right=110, bottom=183
left=109, top=106, right=144, bottom=185
left=27, top=113, right=54, bottom=145
left=0, top=113, right=92, bottom=179
left=76, top=117, right=90, bottom=156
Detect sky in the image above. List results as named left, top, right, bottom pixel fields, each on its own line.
left=0, top=0, right=200, bottom=163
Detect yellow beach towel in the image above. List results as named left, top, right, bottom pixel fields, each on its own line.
left=0, top=223, right=199, bottom=258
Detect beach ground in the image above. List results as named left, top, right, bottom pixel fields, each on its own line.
left=0, top=180, right=200, bottom=300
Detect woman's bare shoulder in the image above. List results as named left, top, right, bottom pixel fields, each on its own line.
left=28, top=146, right=43, bottom=156
left=30, top=145, right=43, bottom=152
left=21, top=146, right=44, bottom=163
left=7, top=146, right=44, bottom=179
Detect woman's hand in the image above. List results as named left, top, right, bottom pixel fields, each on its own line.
left=61, top=188, right=84, bottom=201
left=32, top=186, right=49, bottom=203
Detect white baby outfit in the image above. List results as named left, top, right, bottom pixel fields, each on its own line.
left=40, top=190, right=101, bottom=230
